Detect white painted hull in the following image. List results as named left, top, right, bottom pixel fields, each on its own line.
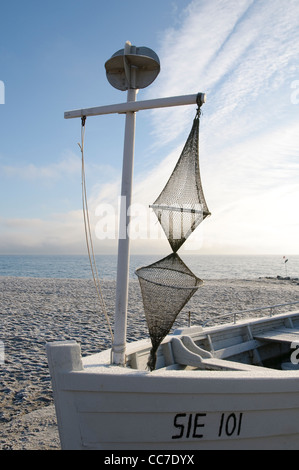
left=47, top=311, right=299, bottom=450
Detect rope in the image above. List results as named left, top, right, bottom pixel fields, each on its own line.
left=78, top=116, right=114, bottom=343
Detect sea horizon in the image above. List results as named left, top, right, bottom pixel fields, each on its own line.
left=0, top=253, right=298, bottom=281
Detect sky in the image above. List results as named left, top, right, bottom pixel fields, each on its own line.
left=0, top=0, right=298, bottom=256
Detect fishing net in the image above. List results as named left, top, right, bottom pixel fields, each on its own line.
left=136, top=253, right=202, bottom=370
left=136, top=98, right=209, bottom=370
left=150, top=105, right=210, bottom=252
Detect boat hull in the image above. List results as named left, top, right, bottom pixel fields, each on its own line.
left=47, top=339, right=299, bottom=450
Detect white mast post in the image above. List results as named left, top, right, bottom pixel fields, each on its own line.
left=112, top=42, right=137, bottom=365
left=112, top=92, right=136, bottom=364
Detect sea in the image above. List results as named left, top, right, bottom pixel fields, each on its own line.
left=0, top=254, right=298, bottom=280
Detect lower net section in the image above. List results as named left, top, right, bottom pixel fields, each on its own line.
left=135, top=253, right=202, bottom=370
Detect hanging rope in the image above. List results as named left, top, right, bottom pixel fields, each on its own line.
left=78, top=116, right=114, bottom=343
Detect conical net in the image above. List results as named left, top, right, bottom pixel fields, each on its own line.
left=150, top=108, right=210, bottom=252
left=135, top=253, right=202, bottom=370
left=135, top=101, right=209, bottom=370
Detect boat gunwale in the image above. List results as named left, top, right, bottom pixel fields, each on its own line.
left=79, top=310, right=299, bottom=379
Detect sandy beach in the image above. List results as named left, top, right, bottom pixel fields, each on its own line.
left=0, top=275, right=298, bottom=450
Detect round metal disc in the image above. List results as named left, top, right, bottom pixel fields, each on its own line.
left=105, top=46, right=160, bottom=91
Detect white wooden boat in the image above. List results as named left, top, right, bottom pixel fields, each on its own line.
left=47, top=43, right=299, bottom=450
left=47, top=307, right=299, bottom=450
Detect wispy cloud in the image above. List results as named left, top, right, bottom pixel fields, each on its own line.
left=146, top=0, right=299, bottom=147
left=137, top=0, right=299, bottom=254
left=2, top=152, right=81, bottom=181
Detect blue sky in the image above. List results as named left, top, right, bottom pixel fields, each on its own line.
left=0, top=0, right=298, bottom=256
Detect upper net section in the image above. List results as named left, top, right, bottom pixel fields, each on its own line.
left=150, top=107, right=210, bottom=252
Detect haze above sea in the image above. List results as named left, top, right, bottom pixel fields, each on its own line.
left=0, top=254, right=298, bottom=280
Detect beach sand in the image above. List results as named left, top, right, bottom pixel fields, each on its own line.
left=0, top=275, right=298, bottom=450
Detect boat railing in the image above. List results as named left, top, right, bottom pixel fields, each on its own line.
left=199, top=301, right=299, bottom=328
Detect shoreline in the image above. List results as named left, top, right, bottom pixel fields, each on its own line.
left=0, top=276, right=298, bottom=450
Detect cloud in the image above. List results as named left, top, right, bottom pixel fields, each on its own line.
left=0, top=211, right=86, bottom=254
left=2, top=0, right=299, bottom=255
left=2, top=152, right=81, bottom=181
left=135, top=0, right=299, bottom=254
left=145, top=0, right=299, bottom=148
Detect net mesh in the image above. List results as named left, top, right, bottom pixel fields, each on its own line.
left=135, top=253, right=202, bottom=370
left=150, top=108, right=210, bottom=252
left=135, top=101, right=209, bottom=370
